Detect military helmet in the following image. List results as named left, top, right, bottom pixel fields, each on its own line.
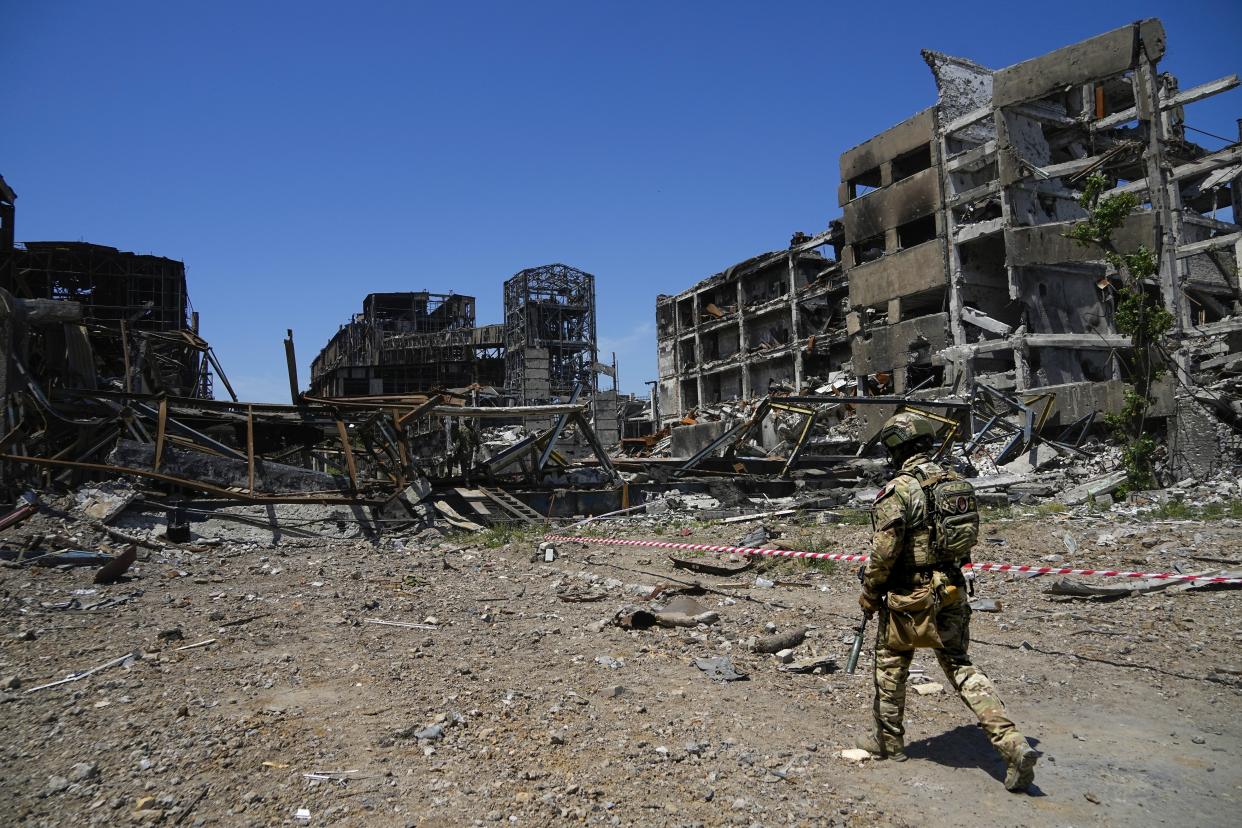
left=878, top=411, right=939, bottom=452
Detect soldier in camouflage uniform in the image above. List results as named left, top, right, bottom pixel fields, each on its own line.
left=856, top=412, right=1038, bottom=792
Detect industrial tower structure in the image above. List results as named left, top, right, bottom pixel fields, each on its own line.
left=503, top=264, right=599, bottom=405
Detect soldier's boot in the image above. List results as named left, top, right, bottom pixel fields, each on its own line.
left=855, top=732, right=907, bottom=762
left=941, top=664, right=1038, bottom=789
left=869, top=646, right=912, bottom=761
left=999, top=733, right=1038, bottom=792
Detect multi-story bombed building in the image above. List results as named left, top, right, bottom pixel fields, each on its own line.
left=842, top=20, right=1240, bottom=428
left=655, top=228, right=847, bottom=420
left=657, top=19, right=1241, bottom=457
left=309, top=291, right=505, bottom=397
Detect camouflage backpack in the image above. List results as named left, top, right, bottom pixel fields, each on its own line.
left=902, top=463, right=980, bottom=565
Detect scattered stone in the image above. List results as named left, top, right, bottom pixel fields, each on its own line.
left=69, top=762, right=99, bottom=782
left=45, top=775, right=70, bottom=795
left=752, top=626, right=807, bottom=654
left=774, top=648, right=795, bottom=664
left=912, top=682, right=944, bottom=696
left=157, top=628, right=184, bottom=642
left=694, top=656, right=748, bottom=682
left=781, top=655, right=837, bottom=674
left=413, top=724, right=444, bottom=741
left=3, top=675, right=21, bottom=690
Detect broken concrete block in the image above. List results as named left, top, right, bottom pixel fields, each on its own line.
left=912, top=682, right=944, bottom=696
left=969, top=598, right=1002, bottom=613
left=1059, top=471, right=1127, bottom=506
left=840, top=748, right=871, bottom=762
left=1000, top=444, right=1060, bottom=475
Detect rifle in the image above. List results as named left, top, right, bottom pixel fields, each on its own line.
left=847, top=565, right=872, bottom=674
left=846, top=611, right=869, bottom=674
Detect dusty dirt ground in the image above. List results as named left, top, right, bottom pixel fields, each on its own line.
left=2, top=506, right=1240, bottom=827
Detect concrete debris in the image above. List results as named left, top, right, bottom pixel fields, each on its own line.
left=694, top=656, right=749, bottom=682
left=752, top=626, right=808, bottom=654
left=781, top=655, right=837, bottom=674
left=969, top=598, right=1002, bottom=613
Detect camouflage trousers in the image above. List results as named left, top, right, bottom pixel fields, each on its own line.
left=872, top=598, right=1030, bottom=762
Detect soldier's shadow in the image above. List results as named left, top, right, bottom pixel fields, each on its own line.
left=904, top=726, right=1046, bottom=796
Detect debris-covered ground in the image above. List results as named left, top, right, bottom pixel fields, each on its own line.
left=2, top=501, right=1240, bottom=827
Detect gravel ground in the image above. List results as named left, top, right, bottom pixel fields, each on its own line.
left=1, top=505, right=1240, bottom=827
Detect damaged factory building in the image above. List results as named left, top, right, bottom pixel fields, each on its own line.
left=657, top=19, right=1242, bottom=478
left=309, top=263, right=620, bottom=461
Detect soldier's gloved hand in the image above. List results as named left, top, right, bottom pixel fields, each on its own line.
left=858, top=590, right=882, bottom=615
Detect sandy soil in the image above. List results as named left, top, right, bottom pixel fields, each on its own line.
left=1, top=507, right=1239, bottom=827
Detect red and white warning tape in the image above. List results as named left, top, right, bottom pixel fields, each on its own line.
left=542, top=534, right=1242, bottom=585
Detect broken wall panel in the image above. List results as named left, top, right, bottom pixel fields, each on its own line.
left=847, top=240, right=947, bottom=309
left=991, top=20, right=1166, bottom=108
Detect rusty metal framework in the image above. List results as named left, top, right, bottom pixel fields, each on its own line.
left=503, top=264, right=598, bottom=404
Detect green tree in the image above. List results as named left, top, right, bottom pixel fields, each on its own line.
left=1068, top=173, right=1173, bottom=490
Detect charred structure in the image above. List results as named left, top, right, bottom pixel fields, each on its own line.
left=503, top=264, right=599, bottom=405
left=309, top=292, right=505, bottom=397
left=0, top=179, right=214, bottom=403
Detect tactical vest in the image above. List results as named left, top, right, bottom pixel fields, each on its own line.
left=897, top=461, right=980, bottom=569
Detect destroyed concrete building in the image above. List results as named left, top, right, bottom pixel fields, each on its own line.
left=655, top=228, right=847, bottom=419
left=308, top=292, right=505, bottom=397
left=656, top=20, right=1242, bottom=475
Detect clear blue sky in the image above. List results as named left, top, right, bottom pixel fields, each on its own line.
left=4, top=1, right=1240, bottom=401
